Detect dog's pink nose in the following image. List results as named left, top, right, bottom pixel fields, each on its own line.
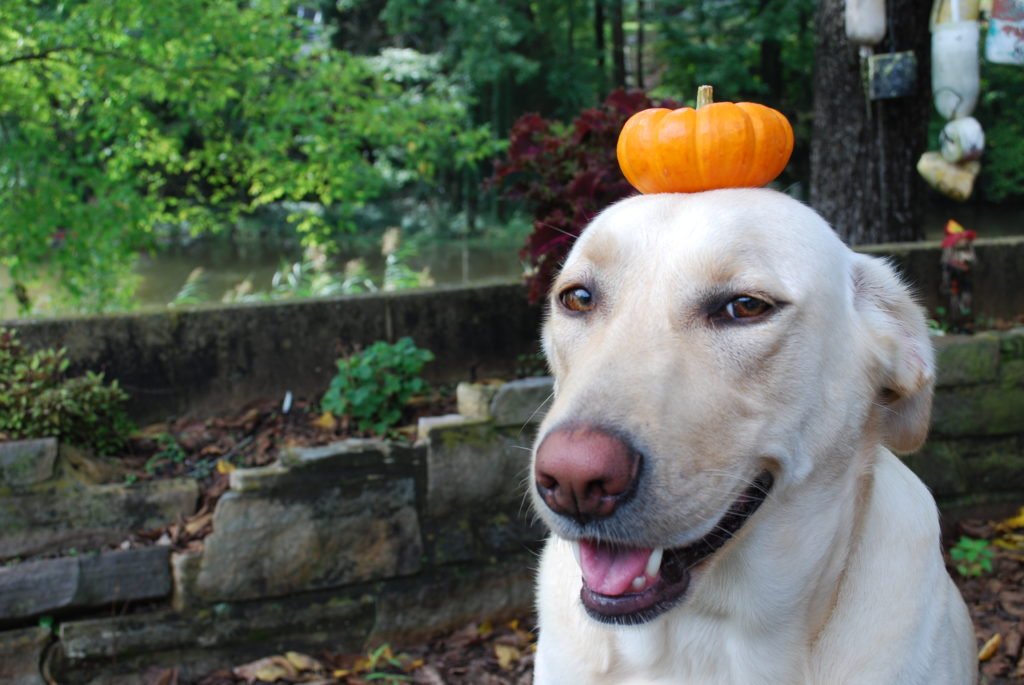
left=535, top=426, right=639, bottom=522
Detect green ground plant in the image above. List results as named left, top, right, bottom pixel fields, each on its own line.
left=321, top=337, right=434, bottom=436
left=950, top=536, right=995, bottom=577
left=0, top=328, right=133, bottom=455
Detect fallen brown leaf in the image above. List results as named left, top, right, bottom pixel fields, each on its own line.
left=233, top=656, right=298, bottom=683
left=185, top=512, right=214, bottom=536
left=312, top=412, right=338, bottom=432
left=979, top=633, right=1002, bottom=662
left=284, top=651, right=323, bottom=673
left=494, top=644, right=520, bottom=670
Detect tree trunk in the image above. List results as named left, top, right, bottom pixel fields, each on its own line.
left=760, top=39, right=782, bottom=106
left=611, top=0, right=626, bottom=89
left=594, top=0, right=606, bottom=95
left=809, top=0, right=932, bottom=244
left=636, top=0, right=645, bottom=90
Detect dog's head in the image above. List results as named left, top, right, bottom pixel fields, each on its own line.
left=531, top=188, right=934, bottom=624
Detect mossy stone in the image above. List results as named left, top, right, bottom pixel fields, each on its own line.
left=934, top=334, right=1000, bottom=388
left=931, top=386, right=1024, bottom=437
left=903, top=441, right=968, bottom=497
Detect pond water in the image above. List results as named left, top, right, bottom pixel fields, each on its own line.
left=132, top=234, right=529, bottom=308
left=1, top=199, right=1020, bottom=320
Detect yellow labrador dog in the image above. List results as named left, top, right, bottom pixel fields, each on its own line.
left=531, top=189, right=975, bottom=684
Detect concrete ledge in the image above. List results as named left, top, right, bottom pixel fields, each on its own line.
left=0, top=478, right=199, bottom=560
left=0, top=547, right=171, bottom=625
left=7, top=283, right=544, bottom=422
left=858, top=236, right=1024, bottom=319
left=0, top=439, right=57, bottom=488
left=50, top=593, right=376, bottom=684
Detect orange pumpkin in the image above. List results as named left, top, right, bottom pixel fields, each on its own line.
left=616, top=86, right=794, bottom=194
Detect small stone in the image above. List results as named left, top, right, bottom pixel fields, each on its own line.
left=417, top=414, right=474, bottom=443
left=0, top=626, right=50, bottom=684
left=0, top=547, right=170, bottom=623
left=228, top=463, right=288, bottom=492
left=195, top=478, right=422, bottom=602
left=489, top=377, right=554, bottom=427
left=0, top=438, right=57, bottom=488
left=0, top=478, right=198, bottom=559
left=424, top=422, right=535, bottom=519
left=170, top=551, right=201, bottom=612
left=456, top=381, right=503, bottom=420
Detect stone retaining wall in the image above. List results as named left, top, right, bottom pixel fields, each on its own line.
left=4, top=236, right=1022, bottom=425
left=0, top=330, right=1022, bottom=683
left=0, top=379, right=550, bottom=684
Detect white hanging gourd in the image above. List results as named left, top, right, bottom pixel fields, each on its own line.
left=932, top=20, right=981, bottom=119
left=846, top=0, right=887, bottom=45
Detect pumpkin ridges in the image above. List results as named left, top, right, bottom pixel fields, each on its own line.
left=659, top=108, right=701, bottom=193
left=696, top=103, right=756, bottom=191
left=618, top=108, right=670, bottom=194
left=615, top=87, right=794, bottom=194
left=737, top=103, right=794, bottom=187
left=738, top=103, right=771, bottom=187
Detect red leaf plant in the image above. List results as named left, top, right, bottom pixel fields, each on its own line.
left=493, top=90, right=675, bottom=303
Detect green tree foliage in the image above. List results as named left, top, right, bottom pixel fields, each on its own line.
left=648, top=0, right=816, bottom=184
left=370, top=0, right=604, bottom=129
left=0, top=0, right=492, bottom=313
left=976, top=63, right=1024, bottom=203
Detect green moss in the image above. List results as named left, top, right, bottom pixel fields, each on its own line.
left=1001, top=332, right=1024, bottom=363
left=436, top=422, right=498, bottom=450
left=903, top=441, right=968, bottom=497
left=963, top=444, right=1024, bottom=492
left=931, top=386, right=1024, bottom=437
left=1001, top=360, right=1024, bottom=388
left=935, top=334, right=999, bottom=387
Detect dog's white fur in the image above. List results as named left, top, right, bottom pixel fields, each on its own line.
left=531, top=189, right=976, bottom=685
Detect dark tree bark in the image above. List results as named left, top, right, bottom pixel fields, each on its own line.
left=595, top=0, right=606, bottom=94
left=611, top=0, right=626, bottom=88
left=809, top=0, right=933, bottom=244
left=760, top=39, right=782, bottom=106
left=636, top=0, right=645, bottom=90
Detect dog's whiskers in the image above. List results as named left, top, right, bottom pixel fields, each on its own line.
left=519, top=391, right=555, bottom=437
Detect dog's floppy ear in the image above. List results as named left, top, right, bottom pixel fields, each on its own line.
left=852, top=254, right=935, bottom=454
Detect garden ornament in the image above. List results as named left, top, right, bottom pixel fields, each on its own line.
left=940, top=219, right=978, bottom=332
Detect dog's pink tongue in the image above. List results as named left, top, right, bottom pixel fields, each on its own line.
left=579, top=540, right=652, bottom=596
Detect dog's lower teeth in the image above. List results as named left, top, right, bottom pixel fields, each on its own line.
left=645, top=547, right=664, bottom=578
left=632, top=575, right=646, bottom=591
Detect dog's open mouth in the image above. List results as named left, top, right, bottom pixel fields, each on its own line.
left=576, top=471, right=774, bottom=625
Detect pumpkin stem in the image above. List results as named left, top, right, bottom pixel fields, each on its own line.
left=696, top=85, right=713, bottom=109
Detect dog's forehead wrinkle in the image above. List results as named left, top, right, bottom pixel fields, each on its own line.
left=574, top=192, right=849, bottom=311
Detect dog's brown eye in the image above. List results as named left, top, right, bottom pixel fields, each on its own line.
left=723, top=296, right=772, bottom=320
left=559, top=286, right=594, bottom=312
